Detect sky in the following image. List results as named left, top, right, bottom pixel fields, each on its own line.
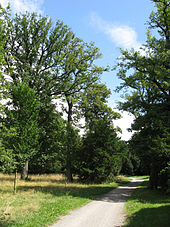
left=0, top=0, right=155, bottom=140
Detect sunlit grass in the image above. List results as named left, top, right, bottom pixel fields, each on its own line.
left=0, top=173, right=128, bottom=227
left=125, top=175, right=149, bottom=180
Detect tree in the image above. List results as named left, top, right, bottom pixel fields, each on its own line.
left=62, top=123, right=82, bottom=182
left=76, top=83, right=121, bottom=183
left=0, top=5, right=14, bottom=173
left=115, top=0, right=170, bottom=189
left=2, top=11, right=108, bottom=180
left=29, top=104, right=66, bottom=175
left=1, top=82, right=40, bottom=192
left=3, top=12, right=76, bottom=93
left=78, top=118, right=122, bottom=183
left=81, top=83, right=120, bottom=129
left=0, top=11, right=77, bottom=176
left=58, top=38, right=105, bottom=181
left=0, top=4, right=10, bottom=111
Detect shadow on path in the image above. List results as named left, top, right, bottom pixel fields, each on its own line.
left=97, top=179, right=144, bottom=203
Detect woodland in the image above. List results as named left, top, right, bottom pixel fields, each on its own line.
left=0, top=0, right=169, bottom=193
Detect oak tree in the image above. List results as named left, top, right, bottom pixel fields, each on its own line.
left=115, top=0, right=170, bottom=189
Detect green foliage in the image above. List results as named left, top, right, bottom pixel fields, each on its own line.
left=1, top=10, right=109, bottom=181
left=1, top=82, right=40, bottom=172
left=4, top=11, right=75, bottom=94
left=81, top=83, right=120, bottom=128
left=77, top=118, right=123, bottom=183
left=76, top=82, right=122, bottom=183
left=115, top=0, right=170, bottom=189
left=158, top=162, right=170, bottom=192
left=63, top=123, right=82, bottom=181
left=0, top=126, right=17, bottom=173
left=0, top=6, right=125, bottom=184
left=0, top=4, right=11, bottom=113
left=57, top=37, right=105, bottom=181
left=29, top=107, right=66, bottom=174
left=121, top=148, right=145, bottom=176
left=2, top=12, right=79, bottom=174
left=0, top=148, right=16, bottom=173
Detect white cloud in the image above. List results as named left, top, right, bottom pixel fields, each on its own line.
left=0, top=0, right=44, bottom=14
left=90, top=12, right=142, bottom=50
left=113, top=110, right=135, bottom=141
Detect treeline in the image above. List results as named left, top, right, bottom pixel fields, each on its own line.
left=0, top=4, right=136, bottom=187
left=0, top=0, right=170, bottom=193
left=115, top=0, right=170, bottom=191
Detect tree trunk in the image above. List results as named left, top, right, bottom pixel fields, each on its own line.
left=149, top=163, right=158, bottom=190
left=66, top=164, right=73, bottom=182
left=21, top=160, right=29, bottom=180
left=14, top=170, right=17, bottom=193
left=66, top=98, right=73, bottom=182
left=67, top=100, right=73, bottom=123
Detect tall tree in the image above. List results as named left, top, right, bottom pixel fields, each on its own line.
left=77, top=83, right=121, bottom=183
left=29, top=102, right=66, bottom=175
left=0, top=4, right=12, bottom=171
left=115, top=0, right=170, bottom=189
left=2, top=11, right=108, bottom=179
left=1, top=82, right=40, bottom=192
left=78, top=118, right=122, bottom=183
left=57, top=37, right=105, bottom=181
left=3, top=12, right=75, bottom=94
left=0, top=4, right=10, bottom=111
left=1, top=12, right=82, bottom=175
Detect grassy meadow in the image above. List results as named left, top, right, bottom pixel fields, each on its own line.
left=0, top=173, right=128, bottom=227
left=124, top=180, right=170, bottom=227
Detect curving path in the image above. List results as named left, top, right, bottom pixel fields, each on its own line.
left=50, top=178, right=144, bottom=227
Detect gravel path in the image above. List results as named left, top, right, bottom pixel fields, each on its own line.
left=50, top=178, right=144, bottom=227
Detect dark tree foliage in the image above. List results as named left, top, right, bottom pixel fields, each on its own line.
left=115, top=0, right=170, bottom=189
left=75, top=82, right=122, bottom=183
left=29, top=105, right=66, bottom=174
left=77, top=118, right=122, bottom=183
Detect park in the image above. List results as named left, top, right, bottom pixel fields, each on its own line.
left=0, top=0, right=169, bottom=226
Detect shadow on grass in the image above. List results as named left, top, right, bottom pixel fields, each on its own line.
left=17, top=184, right=116, bottom=200
left=15, top=180, right=143, bottom=203
left=125, top=205, right=170, bottom=227
left=127, top=181, right=170, bottom=205
left=124, top=181, right=170, bottom=226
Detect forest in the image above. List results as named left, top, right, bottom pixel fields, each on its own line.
left=0, top=0, right=169, bottom=193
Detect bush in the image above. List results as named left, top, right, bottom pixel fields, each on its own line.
left=158, top=162, right=170, bottom=193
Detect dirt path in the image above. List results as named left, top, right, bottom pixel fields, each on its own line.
left=50, top=178, right=144, bottom=227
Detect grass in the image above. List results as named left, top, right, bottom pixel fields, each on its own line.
left=124, top=180, right=170, bottom=227
left=0, top=173, right=129, bottom=227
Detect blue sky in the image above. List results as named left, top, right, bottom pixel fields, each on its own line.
left=0, top=0, right=155, bottom=139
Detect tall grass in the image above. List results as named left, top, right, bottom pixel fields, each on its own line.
left=0, top=173, right=128, bottom=227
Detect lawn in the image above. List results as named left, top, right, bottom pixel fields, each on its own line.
left=124, top=180, right=170, bottom=227
left=0, top=173, right=128, bottom=227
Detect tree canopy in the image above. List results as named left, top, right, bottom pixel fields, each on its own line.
left=0, top=1, right=169, bottom=190
left=0, top=5, right=122, bottom=186
left=115, top=0, right=170, bottom=189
